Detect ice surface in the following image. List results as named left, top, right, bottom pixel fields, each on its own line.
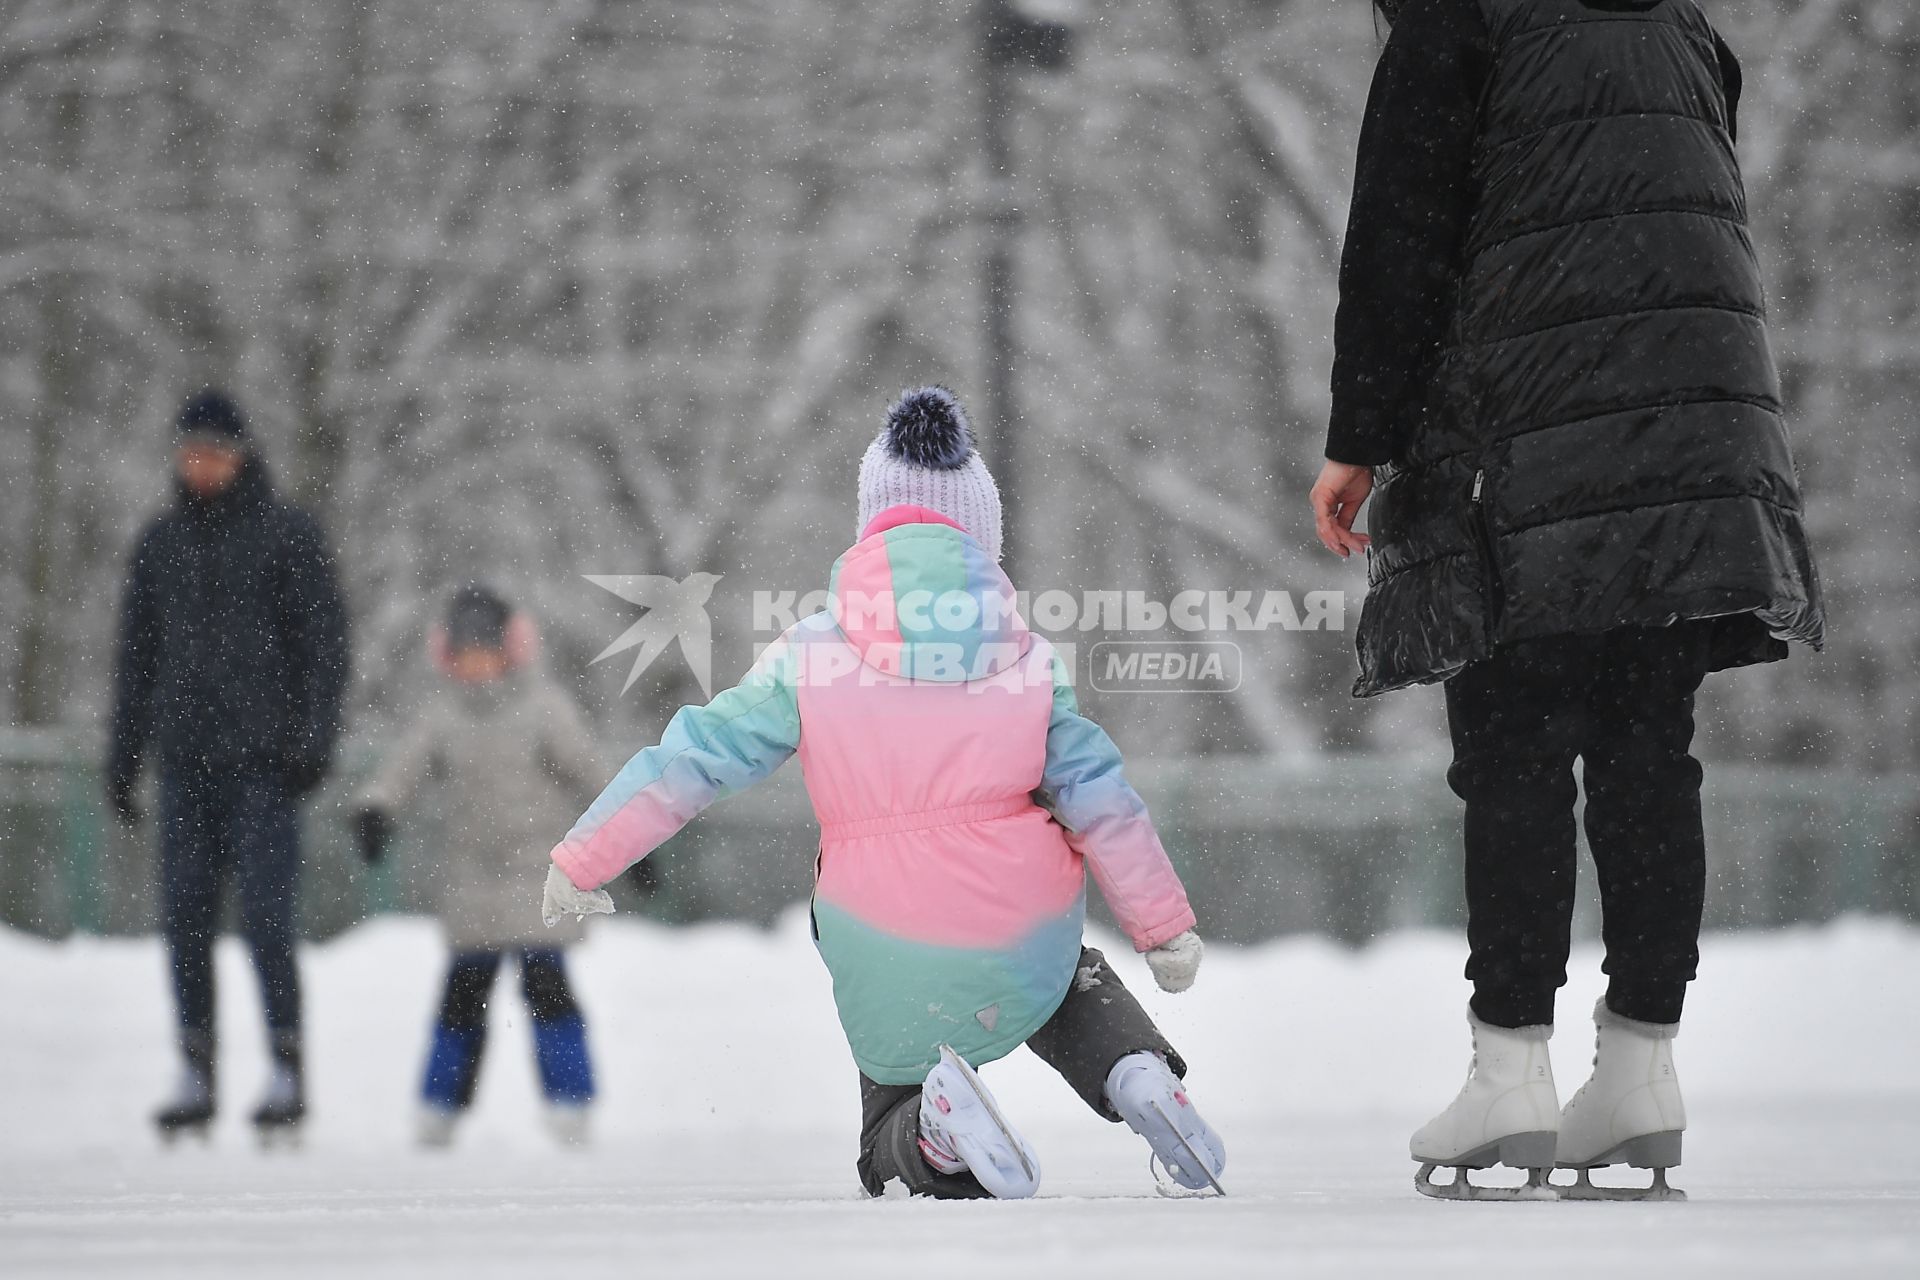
left=3, top=913, right=1917, bottom=1278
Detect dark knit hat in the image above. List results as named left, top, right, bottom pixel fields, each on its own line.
left=445, top=583, right=512, bottom=652
left=176, top=390, right=250, bottom=442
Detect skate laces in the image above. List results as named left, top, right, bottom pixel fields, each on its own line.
left=917, top=1133, right=966, bottom=1175
left=917, top=1092, right=967, bottom=1174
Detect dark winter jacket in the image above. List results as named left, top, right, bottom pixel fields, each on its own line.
left=1331, top=0, right=1824, bottom=696
left=108, top=455, right=350, bottom=785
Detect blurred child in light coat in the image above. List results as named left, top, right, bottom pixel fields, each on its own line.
left=356, top=584, right=607, bottom=1147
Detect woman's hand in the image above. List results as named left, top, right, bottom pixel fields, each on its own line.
left=1310, top=460, right=1375, bottom=558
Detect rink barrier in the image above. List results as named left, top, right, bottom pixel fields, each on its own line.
left=0, top=726, right=1913, bottom=943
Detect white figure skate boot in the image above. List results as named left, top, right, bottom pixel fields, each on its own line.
left=1411, top=1009, right=1560, bottom=1201
left=1104, top=1052, right=1226, bottom=1197
left=918, top=1045, right=1040, bottom=1199
left=415, top=1105, right=459, bottom=1149
left=545, top=1100, right=592, bottom=1148
left=1555, top=999, right=1686, bottom=1201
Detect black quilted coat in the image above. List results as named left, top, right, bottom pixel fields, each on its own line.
left=108, top=455, right=350, bottom=785
left=1354, top=0, right=1825, bottom=695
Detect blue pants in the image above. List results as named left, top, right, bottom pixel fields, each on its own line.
left=421, top=948, right=595, bottom=1109
left=157, top=767, right=303, bottom=1040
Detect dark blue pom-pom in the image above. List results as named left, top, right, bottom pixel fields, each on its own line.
left=883, top=386, right=973, bottom=470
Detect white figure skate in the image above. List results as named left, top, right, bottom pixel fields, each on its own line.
left=416, top=1105, right=458, bottom=1149
left=1411, top=1010, right=1560, bottom=1201
left=545, top=1101, right=592, bottom=1148
left=1555, top=999, right=1686, bottom=1202
left=1104, top=1052, right=1226, bottom=1197
left=918, top=1044, right=1041, bottom=1199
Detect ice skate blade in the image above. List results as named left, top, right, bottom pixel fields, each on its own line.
left=254, top=1123, right=304, bottom=1152
left=545, top=1104, right=591, bottom=1149
left=1554, top=1166, right=1686, bottom=1202
left=1150, top=1153, right=1225, bottom=1199
left=1415, top=1163, right=1558, bottom=1202
left=1108, top=1057, right=1226, bottom=1195
left=155, top=1121, right=211, bottom=1148
left=1147, top=1099, right=1226, bottom=1196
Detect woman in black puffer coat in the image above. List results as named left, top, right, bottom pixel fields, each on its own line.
left=1308, top=0, right=1825, bottom=1198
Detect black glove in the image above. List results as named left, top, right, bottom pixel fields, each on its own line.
left=105, top=768, right=142, bottom=828
left=353, top=809, right=392, bottom=866
left=281, top=751, right=329, bottom=797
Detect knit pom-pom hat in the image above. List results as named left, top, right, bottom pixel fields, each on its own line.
left=855, top=386, right=1003, bottom=560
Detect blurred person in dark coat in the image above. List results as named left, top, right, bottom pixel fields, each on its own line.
left=1308, top=0, right=1822, bottom=1199
left=107, top=389, right=350, bottom=1145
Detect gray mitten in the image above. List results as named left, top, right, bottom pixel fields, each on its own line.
left=1144, top=930, right=1204, bottom=993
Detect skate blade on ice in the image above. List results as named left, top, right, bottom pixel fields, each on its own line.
left=155, top=1120, right=212, bottom=1148
left=1106, top=1055, right=1226, bottom=1197
left=1414, top=1131, right=1558, bottom=1202
left=416, top=1105, right=458, bottom=1150
left=932, top=1044, right=1039, bottom=1199
left=1555, top=1131, right=1686, bottom=1202
left=1144, top=1100, right=1227, bottom=1198
left=254, top=1122, right=305, bottom=1152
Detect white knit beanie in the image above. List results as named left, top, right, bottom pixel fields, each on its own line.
left=855, top=386, right=1003, bottom=560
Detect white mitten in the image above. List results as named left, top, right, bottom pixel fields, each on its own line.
left=542, top=862, right=614, bottom=929
left=1144, top=930, right=1203, bottom=993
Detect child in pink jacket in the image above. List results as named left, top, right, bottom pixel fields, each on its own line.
left=542, top=388, right=1223, bottom=1199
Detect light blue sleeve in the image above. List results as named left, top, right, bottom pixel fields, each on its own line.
left=1035, top=647, right=1196, bottom=949
left=552, top=633, right=802, bottom=887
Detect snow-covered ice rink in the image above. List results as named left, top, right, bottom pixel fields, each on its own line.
left=4, top=913, right=1917, bottom=1279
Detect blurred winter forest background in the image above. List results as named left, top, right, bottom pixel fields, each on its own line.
left=1, top=0, right=1916, bottom=942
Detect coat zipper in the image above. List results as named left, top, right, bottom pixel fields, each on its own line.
left=1470, top=468, right=1505, bottom=647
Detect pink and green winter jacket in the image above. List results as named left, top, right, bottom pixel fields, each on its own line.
left=550, top=506, right=1196, bottom=1084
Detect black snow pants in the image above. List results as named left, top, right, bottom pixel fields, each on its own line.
left=1445, top=620, right=1716, bottom=1029
left=157, top=765, right=303, bottom=1047
left=856, top=946, right=1185, bottom=1198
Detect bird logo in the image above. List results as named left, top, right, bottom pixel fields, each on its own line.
left=584, top=572, right=723, bottom=697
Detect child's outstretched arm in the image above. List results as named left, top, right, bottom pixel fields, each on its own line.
left=535, top=682, right=610, bottom=802
left=359, top=709, right=440, bottom=815
left=353, top=708, right=442, bottom=865
left=549, top=633, right=801, bottom=892
left=1035, top=650, right=1198, bottom=959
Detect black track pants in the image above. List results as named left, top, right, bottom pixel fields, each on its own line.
left=1445, top=621, right=1715, bottom=1029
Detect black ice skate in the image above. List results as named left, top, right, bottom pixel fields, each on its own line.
left=251, top=1033, right=306, bottom=1150
left=154, top=1032, right=215, bottom=1146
